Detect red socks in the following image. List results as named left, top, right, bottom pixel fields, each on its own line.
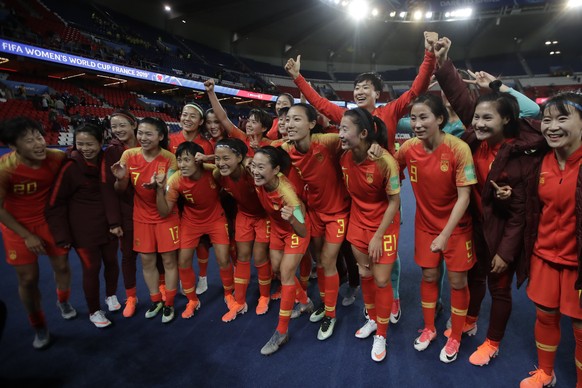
left=165, top=288, right=177, bottom=307
left=535, top=309, right=561, bottom=375
left=125, top=287, right=137, bottom=298
left=324, top=273, right=339, bottom=318
left=375, top=284, right=393, bottom=338
left=219, top=263, right=234, bottom=297
left=234, top=261, right=251, bottom=304
left=361, top=275, right=376, bottom=322
left=294, top=277, right=308, bottom=304
left=420, top=279, right=438, bottom=332
left=276, top=284, right=295, bottom=334
left=255, top=261, right=272, bottom=298
left=56, top=288, right=70, bottom=303
left=28, top=311, right=46, bottom=329
left=150, top=292, right=162, bottom=303
left=179, top=267, right=198, bottom=301
left=299, top=251, right=312, bottom=290
left=449, top=286, right=470, bottom=342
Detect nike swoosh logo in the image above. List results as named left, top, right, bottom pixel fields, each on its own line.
left=374, top=350, right=386, bottom=359
left=183, top=190, right=191, bottom=193
left=129, top=167, right=139, bottom=170
left=445, top=353, right=456, bottom=361
left=410, top=159, right=417, bottom=163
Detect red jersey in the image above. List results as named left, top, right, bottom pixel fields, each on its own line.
left=226, top=123, right=271, bottom=157
left=255, top=173, right=304, bottom=234
left=0, top=148, right=65, bottom=226
left=472, top=140, right=507, bottom=217
left=533, top=146, right=582, bottom=266
left=169, top=131, right=214, bottom=155
left=396, top=134, right=477, bottom=234
left=340, top=149, right=400, bottom=230
left=266, top=117, right=280, bottom=140
left=166, top=164, right=224, bottom=225
left=281, top=134, right=350, bottom=215
left=294, top=50, right=436, bottom=155
left=119, top=148, right=178, bottom=224
left=212, top=166, right=266, bottom=218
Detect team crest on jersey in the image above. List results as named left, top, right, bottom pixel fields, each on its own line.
left=440, top=160, right=449, bottom=172
left=273, top=203, right=280, bottom=211
left=8, top=250, right=17, bottom=260
left=210, top=181, right=216, bottom=189
left=366, top=172, right=374, bottom=184
left=135, top=238, right=140, bottom=247
left=315, top=152, right=324, bottom=162
left=539, top=172, right=547, bottom=185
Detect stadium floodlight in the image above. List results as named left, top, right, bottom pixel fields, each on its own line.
left=425, top=12, right=433, bottom=19
left=567, top=0, right=582, bottom=8
left=348, top=0, right=369, bottom=20
left=372, top=8, right=379, bottom=17
left=389, top=11, right=396, bottom=17
left=451, top=8, right=472, bottom=18
left=164, top=5, right=171, bottom=12
left=399, top=11, right=407, bottom=18
left=413, top=10, right=423, bottom=20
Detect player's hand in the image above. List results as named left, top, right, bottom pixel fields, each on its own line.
left=111, top=161, right=127, bottom=180
left=367, top=143, right=383, bottom=160
left=284, top=55, right=301, bottom=79
left=109, top=226, right=124, bottom=238
left=280, top=206, right=294, bottom=222
left=424, top=31, right=438, bottom=52
left=434, top=37, right=451, bottom=67
left=490, top=180, right=512, bottom=200
left=464, top=70, right=500, bottom=90
left=248, top=133, right=261, bottom=149
left=142, top=173, right=158, bottom=190
left=194, top=152, right=206, bottom=164
left=491, top=254, right=508, bottom=273
left=430, top=233, right=449, bottom=253
left=204, top=79, right=215, bottom=93
left=153, top=172, right=166, bottom=189
left=368, top=235, right=383, bottom=263
left=24, top=234, right=47, bottom=255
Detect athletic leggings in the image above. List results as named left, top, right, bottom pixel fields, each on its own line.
left=119, top=230, right=138, bottom=291
left=76, top=239, right=119, bottom=314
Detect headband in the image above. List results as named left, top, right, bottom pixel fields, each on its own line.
left=111, top=112, right=136, bottom=125
left=184, top=104, right=204, bottom=117
left=563, top=100, right=582, bottom=113
left=215, top=143, right=241, bottom=155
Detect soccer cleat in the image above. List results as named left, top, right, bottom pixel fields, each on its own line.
left=159, top=284, right=167, bottom=302
left=224, top=294, right=236, bottom=310
left=181, top=299, right=201, bottom=319
left=161, top=305, right=174, bottom=323
left=390, top=298, right=401, bottom=324
left=56, top=301, right=77, bottom=320
left=260, top=331, right=289, bottom=356
left=89, top=310, right=112, bottom=328
left=355, top=319, right=377, bottom=339
left=371, top=335, right=387, bottom=362
left=32, top=328, right=51, bottom=350
left=256, top=296, right=270, bottom=315
left=309, top=304, right=326, bottom=323
left=520, top=368, right=557, bottom=388
left=317, top=316, right=336, bottom=341
left=290, top=298, right=314, bottom=319
left=469, top=339, right=499, bottom=366
left=414, top=328, right=437, bottom=351
left=196, top=276, right=208, bottom=295
left=444, top=321, right=477, bottom=338
left=123, top=296, right=138, bottom=318
left=222, top=302, right=248, bottom=322
left=105, top=295, right=121, bottom=312
left=342, top=286, right=359, bottom=306
left=439, top=337, right=460, bottom=363
left=270, top=285, right=282, bottom=300
left=145, top=301, right=163, bottom=319
left=363, top=306, right=369, bottom=320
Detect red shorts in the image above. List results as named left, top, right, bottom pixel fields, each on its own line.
left=235, top=212, right=270, bottom=244
left=527, top=254, right=582, bottom=320
left=2, top=223, right=69, bottom=265
left=414, top=228, right=475, bottom=272
left=270, top=226, right=310, bottom=255
left=347, top=220, right=400, bottom=265
left=308, top=209, right=348, bottom=244
left=134, top=216, right=180, bottom=253
left=181, top=217, right=230, bottom=249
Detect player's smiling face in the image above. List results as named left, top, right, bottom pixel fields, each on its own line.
left=353, top=80, right=379, bottom=110
left=205, top=112, right=224, bottom=139
left=137, top=123, right=162, bottom=151
left=410, top=102, right=443, bottom=141
left=75, top=132, right=102, bottom=163
left=246, top=114, right=264, bottom=136
left=13, top=129, right=47, bottom=164
left=541, top=104, right=582, bottom=151
left=339, top=115, right=363, bottom=150
left=252, top=152, right=278, bottom=187
left=180, top=106, right=203, bottom=133
left=177, top=151, right=198, bottom=177
left=275, top=95, right=292, bottom=115
left=472, top=101, right=508, bottom=142
left=286, top=106, right=315, bottom=142
left=110, top=115, right=136, bottom=144
left=215, top=146, right=242, bottom=176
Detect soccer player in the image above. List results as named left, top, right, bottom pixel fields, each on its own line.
left=169, top=102, right=213, bottom=156
left=46, top=123, right=120, bottom=328
left=0, top=117, right=76, bottom=349
left=519, top=92, right=582, bottom=387
left=213, top=138, right=272, bottom=317
left=253, top=146, right=312, bottom=355
left=279, top=103, right=351, bottom=341
left=101, top=109, right=141, bottom=317
left=203, top=108, right=228, bottom=149
left=155, top=142, right=235, bottom=320
left=434, top=37, right=546, bottom=367
left=338, top=107, right=401, bottom=362
left=111, top=117, right=179, bottom=323
left=266, top=93, right=294, bottom=140
left=396, top=93, right=477, bottom=363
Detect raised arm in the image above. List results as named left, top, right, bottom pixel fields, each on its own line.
left=285, top=55, right=346, bottom=123
left=204, top=79, right=246, bottom=141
